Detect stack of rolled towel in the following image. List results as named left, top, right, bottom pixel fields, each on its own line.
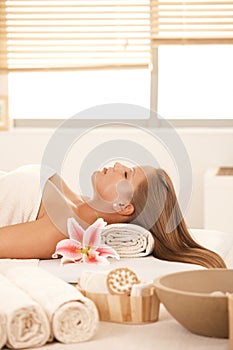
left=0, top=264, right=99, bottom=349
left=101, top=223, right=154, bottom=258
left=0, top=314, right=6, bottom=350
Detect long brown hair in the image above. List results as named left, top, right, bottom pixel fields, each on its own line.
left=129, top=167, right=226, bottom=269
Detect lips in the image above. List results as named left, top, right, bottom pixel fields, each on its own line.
left=103, top=167, right=108, bottom=174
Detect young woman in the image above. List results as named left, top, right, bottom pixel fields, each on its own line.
left=0, top=163, right=226, bottom=268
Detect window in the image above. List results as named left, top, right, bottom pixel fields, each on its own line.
left=153, top=1, right=233, bottom=123
left=1, top=0, right=233, bottom=127
left=8, top=69, right=150, bottom=119
left=158, top=45, right=233, bottom=120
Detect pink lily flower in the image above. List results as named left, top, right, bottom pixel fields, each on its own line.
left=52, top=217, right=120, bottom=265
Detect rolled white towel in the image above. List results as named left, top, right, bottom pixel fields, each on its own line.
left=79, top=270, right=109, bottom=294
left=0, top=259, right=39, bottom=269
left=0, top=314, right=6, bottom=350
left=1, top=266, right=99, bottom=344
left=130, top=280, right=155, bottom=297
left=101, top=223, right=154, bottom=258
left=0, top=273, right=50, bottom=349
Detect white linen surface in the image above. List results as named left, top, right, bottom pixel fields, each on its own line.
left=190, top=228, right=233, bottom=261
left=0, top=273, right=50, bottom=349
left=0, top=266, right=99, bottom=344
left=39, top=255, right=204, bottom=283
left=101, top=223, right=154, bottom=258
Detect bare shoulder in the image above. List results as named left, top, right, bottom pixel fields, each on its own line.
left=38, top=178, right=80, bottom=237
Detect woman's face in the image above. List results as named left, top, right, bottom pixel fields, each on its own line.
left=91, top=162, right=146, bottom=204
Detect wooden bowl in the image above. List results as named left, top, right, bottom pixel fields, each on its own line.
left=82, top=290, right=160, bottom=324
left=154, top=269, right=233, bottom=338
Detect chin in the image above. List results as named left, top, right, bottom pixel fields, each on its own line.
left=91, top=170, right=100, bottom=187
left=91, top=171, right=96, bottom=183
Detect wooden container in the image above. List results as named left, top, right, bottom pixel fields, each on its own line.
left=82, top=289, right=160, bottom=324
left=228, top=294, right=233, bottom=349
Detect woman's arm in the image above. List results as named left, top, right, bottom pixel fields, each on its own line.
left=0, top=216, right=66, bottom=259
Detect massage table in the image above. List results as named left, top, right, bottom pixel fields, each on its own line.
left=2, top=227, right=232, bottom=350
left=35, top=256, right=229, bottom=350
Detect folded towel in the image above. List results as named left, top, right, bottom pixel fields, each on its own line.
left=0, top=314, right=6, bottom=350
left=0, top=273, right=50, bottom=349
left=101, top=223, right=154, bottom=258
left=1, top=266, right=99, bottom=344
left=130, top=280, right=155, bottom=297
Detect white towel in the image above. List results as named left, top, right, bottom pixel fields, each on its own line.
left=1, top=266, right=99, bottom=344
left=101, top=223, right=154, bottom=258
left=79, top=270, right=109, bottom=294
left=0, top=171, right=6, bottom=177
left=0, top=273, right=50, bottom=349
left=0, top=314, right=6, bottom=350
left=0, top=259, right=39, bottom=270
left=0, top=165, right=56, bottom=227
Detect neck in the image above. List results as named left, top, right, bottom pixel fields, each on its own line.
left=72, top=198, right=125, bottom=228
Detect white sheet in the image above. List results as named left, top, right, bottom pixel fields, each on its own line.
left=190, top=228, right=233, bottom=260
left=39, top=256, right=204, bottom=283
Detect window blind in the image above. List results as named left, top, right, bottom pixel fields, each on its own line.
left=0, top=1, right=233, bottom=72
left=0, top=0, right=151, bottom=72
left=151, top=0, right=233, bottom=45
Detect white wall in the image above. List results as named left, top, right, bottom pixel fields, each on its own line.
left=0, top=127, right=232, bottom=229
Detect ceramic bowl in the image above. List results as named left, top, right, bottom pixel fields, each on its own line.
left=154, top=269, right=233, bottom=338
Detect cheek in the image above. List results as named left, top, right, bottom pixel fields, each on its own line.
left=97, top=182, right=118, bottom=201
left=93, top=174, right=118, bottom=201
left=116, top=180, right=134, bottom=201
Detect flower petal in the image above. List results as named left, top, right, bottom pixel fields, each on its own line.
left=67, top=217, right=84, bottom=243
left=52, top=239, right=82, bottom=260
left=60, top=256, right=76, bottom=265
left=96, top=245, right=120, bottom=260
left=83, top=218, right=107, bottom=249
left=60, top=255, right=83, bottom=265
left=82, top=250, right=110, bottom=265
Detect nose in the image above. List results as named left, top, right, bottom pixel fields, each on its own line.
left=114, top=162, right=123, bottom=171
